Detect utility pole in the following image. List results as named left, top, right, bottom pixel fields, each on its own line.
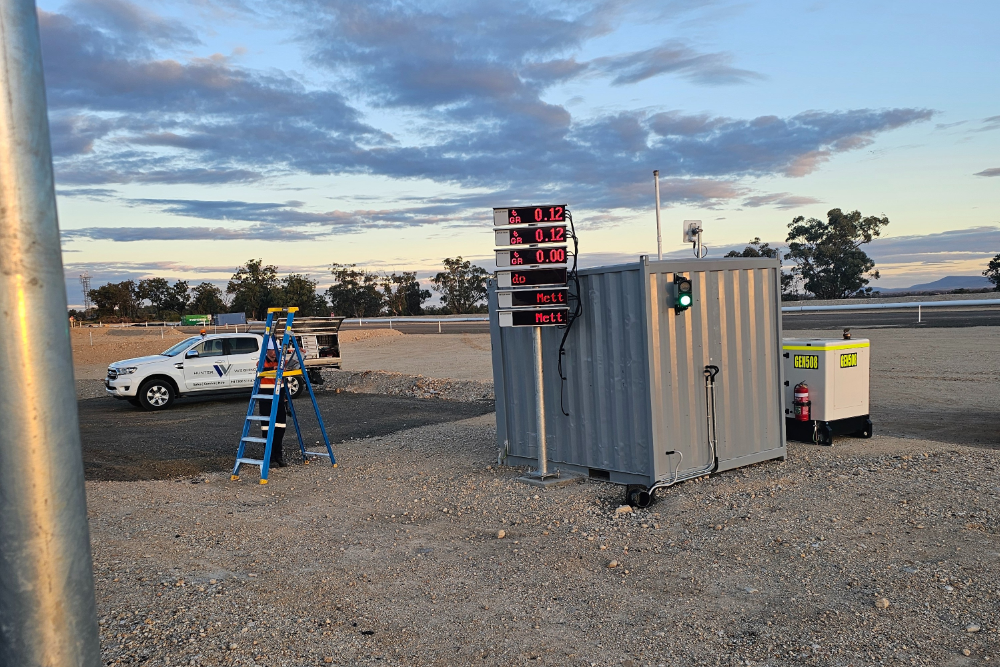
left=0, top=1, right=102, bottom=665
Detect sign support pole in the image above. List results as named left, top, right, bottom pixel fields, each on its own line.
left=532, top=325, right=555, bottom=479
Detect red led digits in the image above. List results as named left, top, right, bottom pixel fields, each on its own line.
left=509, top=247, right=567, bottom=266
left=502, top=206, right=566, bottom=225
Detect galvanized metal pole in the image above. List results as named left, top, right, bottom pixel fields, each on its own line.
left=0, top=1, right=102, bottom=665
left=532, top=326, right=548, bottom=476
left=653, top=170, right=662, bottom=261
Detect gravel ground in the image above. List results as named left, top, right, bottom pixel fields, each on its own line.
left=318, top=369, right=493, bottom=402
left=87, top=416, right=999, bottom=666
left=341, top=333, right=493, bottom=381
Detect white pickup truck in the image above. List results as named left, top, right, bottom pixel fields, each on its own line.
left=107, top=317, right=344, bottom=410
left=105, top=333, right=307, bottom=410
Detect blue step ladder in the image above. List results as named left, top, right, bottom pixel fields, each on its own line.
left=231, top=307, right=337, bottom=484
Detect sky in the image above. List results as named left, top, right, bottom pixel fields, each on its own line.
left=35, top=0, right=1000, bottom=307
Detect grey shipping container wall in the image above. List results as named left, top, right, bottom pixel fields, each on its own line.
left=489, top=256, right=786, bottom=488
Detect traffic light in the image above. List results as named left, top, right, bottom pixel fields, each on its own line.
left=674, top=274, right=692, bottom=313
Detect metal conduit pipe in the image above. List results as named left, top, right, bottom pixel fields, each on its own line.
left=0, top=1, right=102, bottom=664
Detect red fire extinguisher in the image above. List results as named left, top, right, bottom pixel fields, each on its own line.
left=793, top=382, right=811, bottom=421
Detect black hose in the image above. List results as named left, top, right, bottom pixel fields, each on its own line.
left=558, top=210, right=582, bottom=416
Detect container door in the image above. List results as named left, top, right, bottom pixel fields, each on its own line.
left=646, top=269, right=712, bottom=479
left=646, top=261, right=784, bottom=481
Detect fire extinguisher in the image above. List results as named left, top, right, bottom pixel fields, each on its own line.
left=793, top=382, right=811, bottom=421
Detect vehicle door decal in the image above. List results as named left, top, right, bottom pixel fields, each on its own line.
left=213, top=363, right=232, bottom=377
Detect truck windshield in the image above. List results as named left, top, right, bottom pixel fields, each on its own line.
left=161, top=337, right=200, bottom=357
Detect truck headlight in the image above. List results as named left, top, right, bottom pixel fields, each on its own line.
left=116, top=367, right=138, bottom=375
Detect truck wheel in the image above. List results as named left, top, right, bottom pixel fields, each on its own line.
left=285, top=376, right=304, bottom=399
left=137, top=378, right=174, bottom=411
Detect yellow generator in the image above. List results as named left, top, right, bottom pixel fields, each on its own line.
left=782, top=333, right=872, bottom=446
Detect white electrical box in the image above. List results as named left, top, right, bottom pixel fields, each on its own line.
left=782, top=338, right=870, bottom=422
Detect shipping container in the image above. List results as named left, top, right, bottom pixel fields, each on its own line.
left=490, top=256, right=786, bottom=499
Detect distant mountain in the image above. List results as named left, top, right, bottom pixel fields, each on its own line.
left=875, top=275, right=993, bottom=293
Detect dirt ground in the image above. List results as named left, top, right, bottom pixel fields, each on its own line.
left=88, top=420, right=999, bottom=667
left=70, top=327, right=404, bottom=380
left=341, top=332, right=494, bottom=381
left=79, top=325, right=1000, bottom=665
left=818, top=327, right=1000, bottom=448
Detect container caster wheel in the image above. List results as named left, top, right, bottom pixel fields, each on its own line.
left=854, top=418, right=873, bottom=439
left=626, top=485, right=653, bottom=509
left=816, top=422, right=834, bottom=446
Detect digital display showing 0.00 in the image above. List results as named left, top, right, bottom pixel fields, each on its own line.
left=499, top=247, right=567, bottom=267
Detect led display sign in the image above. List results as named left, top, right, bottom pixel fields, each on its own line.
left=493, top=205, right=567, bottom=227
left=496, top=246, right=568, bottom=268
left=494, top=225, right=567, bottom=247
left=495, top=267, right=568, bottom=288
left=498, top=308, right=570, bottom=327
left=497, top=288, right=568, bottom=309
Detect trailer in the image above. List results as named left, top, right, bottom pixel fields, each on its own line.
left=248, top=316, right=345, bottom=382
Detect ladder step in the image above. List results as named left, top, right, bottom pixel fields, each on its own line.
left=245, top=415, right=269, bottom=421
left=241, top=436, right=268, bottom=443
left=251, top=394, right=275, bottom=400
left=236, top=457, right=264, bottom=466
left=258, top=369, right=303, bottom=378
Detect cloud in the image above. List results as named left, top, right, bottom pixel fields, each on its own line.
left=865, top=226, right=1000, bottom=262
left=62, top=225, right=327, bottom=242
left=975, top=115, right=1000, bottom=132
left=56, top=187, right=117, bottom=200
left=974, top=167, right=1000, bottom=177
left=742, top=193, right=822, bottom=209
left=66, top=0, right=200, bottom=50
left=38, top=0, right=935, bottom=218
left=39, top=3, right=388, bottom=185
left=591, top=41, right=764, bottom=85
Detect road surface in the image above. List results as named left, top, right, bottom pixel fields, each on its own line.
left=350, top=305, right=1000, bottom=334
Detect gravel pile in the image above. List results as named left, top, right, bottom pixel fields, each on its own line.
left=88, top=416, right=999, bottom=666
left=318, top=368, right=493, bottom=403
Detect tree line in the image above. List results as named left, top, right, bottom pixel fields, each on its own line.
left=80, top=257, right=490, bottom=321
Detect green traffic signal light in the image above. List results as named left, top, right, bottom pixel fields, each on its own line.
left=674, top=274, right=692, bottom=313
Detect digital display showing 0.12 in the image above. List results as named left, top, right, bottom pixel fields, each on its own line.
left=493, top=205, right=567, bottom=226
left=495, top=225, right=567, bottom=247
